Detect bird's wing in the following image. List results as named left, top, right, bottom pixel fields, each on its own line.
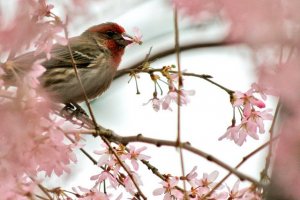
left=42, top=36, right=106, bottom=69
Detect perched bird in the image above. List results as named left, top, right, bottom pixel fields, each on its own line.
left=3, top=22, right=137, bottom=105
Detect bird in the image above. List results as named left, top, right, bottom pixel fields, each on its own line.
left=2, top=22, right=137, bottom=109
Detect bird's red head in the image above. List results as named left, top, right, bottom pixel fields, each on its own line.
left=88, top=22, right=134, bottom=67
left=88, top=22, right=126, bottom=35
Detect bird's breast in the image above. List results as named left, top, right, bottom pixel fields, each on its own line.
left=104, top=40, right=125, bottom=67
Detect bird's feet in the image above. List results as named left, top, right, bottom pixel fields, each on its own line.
left=61, top=102, right=88, bottom=119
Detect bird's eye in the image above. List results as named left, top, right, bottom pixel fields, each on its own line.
left=105, top=31, right=115, bottom=37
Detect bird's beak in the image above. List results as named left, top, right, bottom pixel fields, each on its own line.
left=118, top=32, right=133, bottom=47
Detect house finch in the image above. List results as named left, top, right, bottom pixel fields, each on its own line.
left=2, top=22, right=137, bottom=104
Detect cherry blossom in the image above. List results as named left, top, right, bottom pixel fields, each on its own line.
left=123, top=172, right=143, bottom=195
left=161, top=88, right=195, bottom=111
left=153, top=177, right=183, bottom=200
left=0, top=0, right=63, bottom=56
left=173, top=0, right=300, bottom=44
left=248, top=109, right=273, bottom=133
left=32, top=0, right=54, bottom=21
left=0, top=177, right=37, bottom=200
left=184, top=166, right=198, bottom=187
left=0, top=98, right=77, bottom=197
left=258, top=57, right=300, bottom=108
left=219, top=108, right=272, bottom=146
left=197, top=170, right=219, bottom=189
left=231, top=90, right=265, bottom=117
left=226, top=180, right=262, bottom=200
left=72, top=186, right=109, bottom=200
left=226, top=180, right=247, bottom=199
left=219, top=118, right=257, bottom=146
left=34, top=23, right=68, bottom=59
left=94, top=143, right=116, bottom=167
left=250, top=83, right=268, bottom=101
left=125, top=145, right=150, bottom=171
left=126, top=27, right=143, bottom=46
left=23, top=59, right=46, bottom=89
left=90, top=168, right=119, bottom=189
left=144, top=96, right=161, bottom=112
left=186, top=170, right=227, bottom=200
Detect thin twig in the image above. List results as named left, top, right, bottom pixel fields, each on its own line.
left=37, top=183, right=53, bottom=200
left=173, top=8, right=187, bottom=198
left=116, top=68, right=234, bottom=94
left=181, top=71, right=233, bottom=94
left=261, top=101, right=281, bottom=181
left=62, top=19, right=98, bottom=130
left=35, top=194, right=50, bottom=200
left=115, top=41, right=237, bottom=79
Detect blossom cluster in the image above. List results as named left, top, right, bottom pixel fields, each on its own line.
left=172, top=0, right=300, bottom=198
left=71, top=144, right=150, bottom=199
left=141, top=66, right=195, bottom=111
left=0, top=63, right=77, bottom=198
left=0, top=0, right=78, bottom=198
left=0, top=0, right=67, bottom=58
left=153, top=166, right=262, bottom=200
left=173, top=0, right=300, bottom=45
left=219, top=84, right=273, bottom=146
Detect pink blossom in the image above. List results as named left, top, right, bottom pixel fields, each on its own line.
left=172, top=0, right=219, bottom=20
left=94, top=143, right=118, bottom=167
left=199, top=171, right=219, bottom=187
left=0, top=177, right=37, bottom=200
left=210, top=191, right=228, bottom=200
left=189, top=188, right=228, bottom=200
left=34, top=24, right=67, bottom=59
left=185, top=166, right=198, bottom=186
left=125, top=145, right=150, bottom=171
left=143, top=97, right=161, bottom=112
left=0, top=94, right=77, bottom=198
left=220, top=108, right=272, bottom=146
left=232, top=90, right=265, bottom=117
left=226, top=180, right=261, bottom=200
left=90, top=169, right=119, bottom=189
left=123, top=172, right=143, bottom=194
left=73, top=186, right=109, bottom=200
left=251, top=83, right=268, bottom=101
left=153, top=177, right=183, bottom=200
left=196, top=170, right=220, bottom=194
left=226, top=180, right=247, bottom=199
left=219, top=119, right=257, bottom=146
left=0, top=5, right=42, bottom=53
left=258, top=58, right=300, bottom=109
left=248, top=109, right=273, bottom=133
left=126, top=27, right=143, bottom=46
left=23, top=59, right=46, bottom=88
left=162, top=88, right=195, bottom=111
left=173, top=0, right=300, bottom=44
left=161, top=90, right=177, bottom=111
left=167, top=69, right=187, bottom=90
left=189, top=187, right=211, bottom=199
left=32, top=0, right=54, bottom=21
left=243, top=190, right=262, bottom=200
left=187, top=170, right=221, bottom=199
